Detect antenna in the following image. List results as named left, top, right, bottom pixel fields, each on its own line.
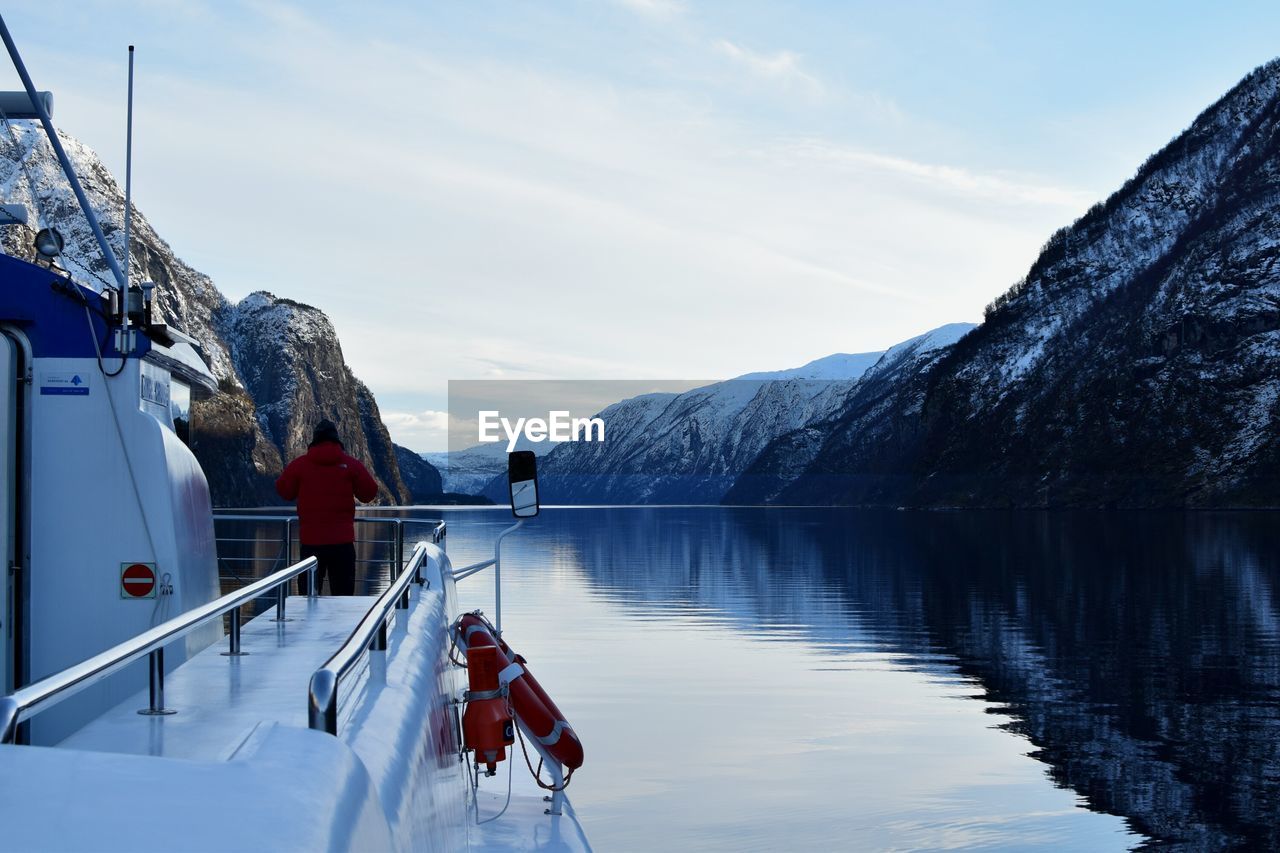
left=124, top=44, right=134, bottom=288
left=117, top=44, right=136, bottom=353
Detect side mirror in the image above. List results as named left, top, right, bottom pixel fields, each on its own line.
left=508, top=451, right=539, bottom=518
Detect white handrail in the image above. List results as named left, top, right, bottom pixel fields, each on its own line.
left=0, top=554, right=318, bottom=743
left=307, top=542, right=431, bottom=735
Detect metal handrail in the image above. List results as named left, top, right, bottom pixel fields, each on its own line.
left=452, top=558, right=495, bottom=580
left=211, top=514, right=445, bottom=590
left=0, top=555, right=318, bottom=744
left=307, top=541, right=431, bottom=735
left=212, top=515, right=446, bottom=550
left=449, top=519, right=522, bottom=633
left=213, top=512, right=446, bottom=532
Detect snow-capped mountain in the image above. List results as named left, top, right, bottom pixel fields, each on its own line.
left=520, top=324, right=974, bottom=504
left=0, top=120, right=422, bottom=505
left=724, top=323, right=976, bottom=504
left=736, top=350, right=884, bottom=381
left=740, top=59, right=1280, bottom=508
left=425, top=434, right=550, bottom=497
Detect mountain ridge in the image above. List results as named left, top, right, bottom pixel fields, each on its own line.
left=745, top=57, right=1280, bottom=508
left=514, top=324, right=974, bottom=505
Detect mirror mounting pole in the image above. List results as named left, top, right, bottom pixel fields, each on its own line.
left=492, top=519, right=524, bottom=635
left=495, top=450, right=538, bottom=633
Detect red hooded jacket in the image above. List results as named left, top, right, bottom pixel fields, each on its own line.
left=275, top=441, right=379, bottom=545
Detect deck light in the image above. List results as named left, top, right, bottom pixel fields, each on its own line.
left=34, top=227, right=63, bottom=259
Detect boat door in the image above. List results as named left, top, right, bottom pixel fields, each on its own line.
left=0, top=331, right=15, bottom=693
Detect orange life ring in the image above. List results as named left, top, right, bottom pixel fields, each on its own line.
left=456, top=612, right=584, bottom=770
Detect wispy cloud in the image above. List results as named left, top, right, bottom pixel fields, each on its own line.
left=381, top=409, right=450, bottom=449
left=713, top=39, right=822, bottom=97
left=781, top=139, right=1096, bottom=209
left=18, top=2, right=1097, bottom=434
left=614, top=0, right=685, bottom=22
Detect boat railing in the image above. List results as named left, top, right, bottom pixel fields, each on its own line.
left=213, top=511, right=449, bottom=737
left=0, top=553, right=320, bottom=744
left=212, top=512, right=447, bottom=594
left=1, top=515, right=448, bottom=744
left=307, top=540, right=434, bottom=735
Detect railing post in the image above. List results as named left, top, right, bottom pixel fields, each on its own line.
left=273, top=582, right=289, bottom=622
left=137, top=648, right=176, bottom=716
left=492, top=520, right=524, bottom=636
left=308, top=669, right=338, bottom=736
left=222, top=608, right=248, bottom=656
left=373, top=618, right=388, bottom=651
left=386, top=521, right=398, bottom=582
left=396, top=522, right=410, bottom=607
left=396, top=520, right=404, bottom=573
left=416, top=523, right=430, bottom=585
left=546, top=762, right=566, bottom=816
left=0, top=695, right=19, bottom=744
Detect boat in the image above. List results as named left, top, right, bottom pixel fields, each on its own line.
left=0, top=16, right=589, bottom=851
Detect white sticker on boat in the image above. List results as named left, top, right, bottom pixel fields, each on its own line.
left=39, top=371, right=90, bottom=396
left=140, top=369, right=169, bottom=407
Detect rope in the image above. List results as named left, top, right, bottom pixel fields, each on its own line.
left=514, top=717, right=575, bottom=792
left=85, top=302, right=126, bottom=377
left=448, top=619, right=469, bottom=668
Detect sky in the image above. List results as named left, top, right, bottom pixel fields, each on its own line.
left=4, top=1, right=1280, bottom=450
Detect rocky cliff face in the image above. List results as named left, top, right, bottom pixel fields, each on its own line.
left=0, top=120, right=408, bottom=506
left=394, top=444, right=444, bottom=503
left=220, top=292, right=408, bottom=503
left=739, top=60, right=1280, bottom=508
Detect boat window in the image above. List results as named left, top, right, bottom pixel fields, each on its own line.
left=170, top=379, right=191, bottom=446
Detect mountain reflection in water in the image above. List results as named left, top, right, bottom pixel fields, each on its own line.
left=426, top=507, right=1280, bottom=851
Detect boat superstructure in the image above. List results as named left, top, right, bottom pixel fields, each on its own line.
left=0, top=17, right=587, bottom=851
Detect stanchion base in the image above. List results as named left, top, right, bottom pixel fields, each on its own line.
left=220, top=651, right=250, bottom=657
left=137, top=708, right=177, bottom=716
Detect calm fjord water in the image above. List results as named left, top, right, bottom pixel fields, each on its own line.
left=428, top=506, right=1280, bottom=851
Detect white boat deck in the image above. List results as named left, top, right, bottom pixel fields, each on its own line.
left=43, top=591, right=589, bottom=852
left=59, top=595, right=371, bottom=759
left=60, top=595, right=370, bottom=759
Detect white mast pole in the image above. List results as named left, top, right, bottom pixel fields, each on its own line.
left=123, top=44, right=134, bottom=317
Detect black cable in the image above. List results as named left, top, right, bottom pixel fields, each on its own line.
left=83, top=302, right=127, bottom=377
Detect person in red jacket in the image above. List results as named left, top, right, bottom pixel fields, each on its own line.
left=275, top=420, right=379, bottom=595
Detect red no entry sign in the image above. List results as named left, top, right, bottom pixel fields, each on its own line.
left=120, top=562, right=157, bottom=599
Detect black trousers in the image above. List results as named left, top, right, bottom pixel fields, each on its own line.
left=298, top=542, right=357, bottom=596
